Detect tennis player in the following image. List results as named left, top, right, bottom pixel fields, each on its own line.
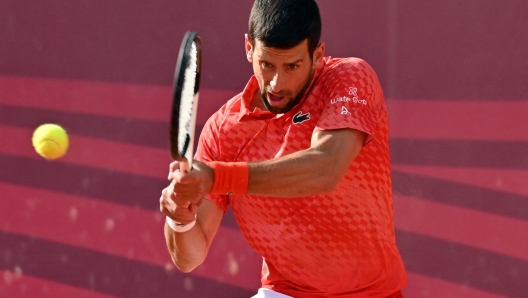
left=160, top=0, right=407, bottom=297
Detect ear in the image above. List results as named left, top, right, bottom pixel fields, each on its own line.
left=245, top=34, right=253, bottom=63
left=312, top=42, right=325, bottom=68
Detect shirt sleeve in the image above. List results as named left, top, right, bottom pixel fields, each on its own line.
left=194, top=112, right=230, bottom=213
left=314, top=59, right=383, bottom=144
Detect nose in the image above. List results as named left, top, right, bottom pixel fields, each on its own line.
left=269, top=71, right=285, bottom=93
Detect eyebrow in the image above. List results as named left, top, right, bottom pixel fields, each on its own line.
left=260, top=58, right=303, bottom=65
left=284, top=59, right=303, bottom=65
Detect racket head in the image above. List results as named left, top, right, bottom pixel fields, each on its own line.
left=170, top=31, right=201, bottom=165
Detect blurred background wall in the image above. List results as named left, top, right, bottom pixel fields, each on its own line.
left=1, top=0, right=527, bottom=297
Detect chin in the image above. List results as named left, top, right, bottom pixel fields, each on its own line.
left=263, top=99, right=293, bottom=114
left=261, top=93, right=301, bottom=114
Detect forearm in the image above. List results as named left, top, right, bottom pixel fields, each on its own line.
left=247, top=129, right=366, bottom=198
left=162, top=198, right=224, bottom=272
left=164, top=221, right=208, bottom=272
left=248, top=148, right=340, bottom=197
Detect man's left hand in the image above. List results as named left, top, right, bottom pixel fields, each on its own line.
left=170, top=159, right=214, bottom=205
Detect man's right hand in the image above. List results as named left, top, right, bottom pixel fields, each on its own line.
left=159, top=161, right=203, bottom=225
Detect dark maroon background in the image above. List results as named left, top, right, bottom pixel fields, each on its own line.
left=1, top=0, right=527, bottom=297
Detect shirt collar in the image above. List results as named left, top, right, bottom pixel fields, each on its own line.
left=238, top=76, right=276, bottom=122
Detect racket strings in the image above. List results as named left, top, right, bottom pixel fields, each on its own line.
left=178, top=41, right=198, bottom=156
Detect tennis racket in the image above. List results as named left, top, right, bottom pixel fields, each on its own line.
left=170, top=31, right=201, bottom=172
left=167, top=31, right=201, bottom=231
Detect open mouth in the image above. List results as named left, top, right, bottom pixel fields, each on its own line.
left=267, top=92, right=287, bottom=105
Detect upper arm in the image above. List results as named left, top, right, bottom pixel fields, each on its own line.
left=315, top=59, right=383, bottom=145
left=309, top=60, right=382, bottom=181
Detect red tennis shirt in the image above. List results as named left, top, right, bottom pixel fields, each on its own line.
left=195, top=57, right=407, bottom=297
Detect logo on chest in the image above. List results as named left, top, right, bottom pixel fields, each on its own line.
left=292, top=111, right=311, bottom=124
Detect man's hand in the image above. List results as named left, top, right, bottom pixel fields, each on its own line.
left=160, top=180, right=201, bottom=224
left=171, top=159, right=214, bottom=204
left=159, top=159, right=214, bottom=224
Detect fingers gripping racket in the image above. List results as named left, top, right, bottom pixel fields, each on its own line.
left=171, top=31, right=201, bottom=171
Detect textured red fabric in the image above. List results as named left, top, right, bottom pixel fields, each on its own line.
left=195, top=57, right=407, bottom=297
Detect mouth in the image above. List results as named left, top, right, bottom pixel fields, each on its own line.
left=267, top=92, right=287, bottom=106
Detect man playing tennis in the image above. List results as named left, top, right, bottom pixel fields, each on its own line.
left=160, top=0, right=407, bottom=296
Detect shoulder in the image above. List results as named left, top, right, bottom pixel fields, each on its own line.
left=316, top=57, right=382, bottom=95
left=197, top=92, right=243, bottom=157
left=321, top=57, right=379, bottom=81
left=208, top=92, right=242, bottom=120
left=203, top=92, right=243, bottom=131
left=216, top=92, right=243, bottom=116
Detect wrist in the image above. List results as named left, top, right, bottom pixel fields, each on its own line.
left=207, top=161, right=249, bottom=195
left=166, top=216, right=196, bottom=233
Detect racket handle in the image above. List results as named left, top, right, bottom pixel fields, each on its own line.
left=179, top=159, right=191, bottom=172
left=175, top=159, right=195, bottom=221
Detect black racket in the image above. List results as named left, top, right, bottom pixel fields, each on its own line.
left=170, top=31, right=201, bottom=172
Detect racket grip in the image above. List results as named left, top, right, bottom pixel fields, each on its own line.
left=179, top=159, right=191, bottom=172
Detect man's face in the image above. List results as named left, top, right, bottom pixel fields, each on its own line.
left=245, top=38, right=324, bottom=114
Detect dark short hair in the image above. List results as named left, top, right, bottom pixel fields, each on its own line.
left=248, top=0, right=322, bottom=56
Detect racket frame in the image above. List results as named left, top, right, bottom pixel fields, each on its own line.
left=170, top=31, right=202, bottom=172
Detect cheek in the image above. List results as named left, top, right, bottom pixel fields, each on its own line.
left=253, top=69, right=271, bottom=88
left=252, top=71, right=267, bottom=91
left=293, top=72, right=311, bottom=91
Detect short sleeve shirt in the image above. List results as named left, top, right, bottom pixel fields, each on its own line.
left=195, top=57, right=407, bottom=297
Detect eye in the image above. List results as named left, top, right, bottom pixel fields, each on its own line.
left=287, top=64, right=299, bottom=70
left=261, top=61, right=273, bottom=69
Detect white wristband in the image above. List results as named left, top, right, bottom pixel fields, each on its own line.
left=166, top=216, right=196, bottom=233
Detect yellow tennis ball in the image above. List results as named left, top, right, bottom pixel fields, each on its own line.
left=32, top=124, right=69, bottom=160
